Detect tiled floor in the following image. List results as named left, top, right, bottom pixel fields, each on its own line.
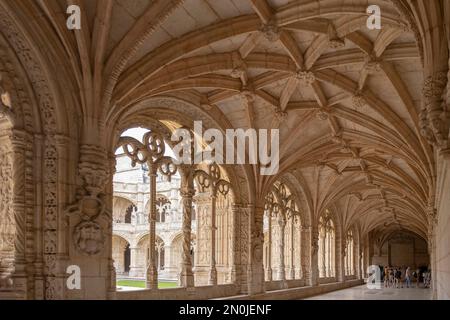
left=304, top=285, right=433, bottom=300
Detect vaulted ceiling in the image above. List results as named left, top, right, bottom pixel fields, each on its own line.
left=1, top=0, right=436, bottom=240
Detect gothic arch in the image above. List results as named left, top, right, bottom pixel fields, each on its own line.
left=0, top=9, right=78, bottom=299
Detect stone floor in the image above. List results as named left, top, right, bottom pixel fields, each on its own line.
left=304, top=285, right=433, bottom=300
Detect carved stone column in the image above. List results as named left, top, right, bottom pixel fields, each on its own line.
left=230, top=204, right=241, bottom=284
left=179, top=168, right=195, bottom=288
left=106, top=154, right=117, bottom=300
left=277, top=215, right=286, bottom=281
left=208, top=193, right=217, bottom=286
left=426, top=206, right=438, bottom=299
left=10, top=132, right=28, bottom=296
left=356, top=238, right=362, bottom=279
left=129, top=247, right=140, bottom=277
left=193, top=192, right=211, bottom=285
left=320, top=232, right=326, bottom=277
left=146, top=166, right=158, bottom=289
left=265, top=213, right=273, bottom=281
left=247, top=205, right=265, bottom=295
left=65, top=143, right=111, bottom=300
left=327, top=232, right=332, bottom=277
left=300, top=225, right=312, bottom=285
left=338, top=236, right=346, bottom=282
left=288, top=218, right=295, bottom=280
left=310, top=229, right=320, bottom=286
left=0, top=130, right=26, bottom=296
left=238, top=205, right=250, bottom=293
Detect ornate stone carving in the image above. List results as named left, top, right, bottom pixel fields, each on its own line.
left=311, top=230, right=319, bottom=257
left=0, top=9, right=64, bottom=298
left=296, top=71, right=315, bottom=85
left=261, top=23, right=279, bottom=42
left=0, top=78, right=14, bottom=126
left=421, top=73, right=449, bottom=148
left=274, top=109, right=288, bottom=122
left=66, top=196, right=110, bottom=256
left=78, top=145, right=108, bottom=197
left=0, top=145, right=14, bottom=290
left=352, top=91, right=367, bottom=109
left=0, top=150, right=14, bottom=253
left=73, top=221, right=105, bottom=256
left=179, top=166, right=195, bottom=287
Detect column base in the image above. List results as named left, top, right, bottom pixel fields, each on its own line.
left=179, top=266, right=195, bottom=288
left=146, top=266, right=158, bottom=289
left=277, top=269, right=286, bottom=282
left=265, top=268, right=272, bottom=281
left=288, top=268, right=295, bottom=280
left=208, top=267, right=217, bottom=286
left=230, top=266, right=240, bottom=284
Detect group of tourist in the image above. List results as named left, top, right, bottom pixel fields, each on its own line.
left=382, top=266, right=431, bottom=289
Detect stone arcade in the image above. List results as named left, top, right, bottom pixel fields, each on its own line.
left=0, top=0, right=450, bottom=300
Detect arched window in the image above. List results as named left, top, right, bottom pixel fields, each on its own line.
left=112, top=235, right=131, bottom=276
left=156, top=196, right=171, bottom=223
left=263, top=182, right=301, bottom=282
left=318, top=210, right=335, bottom=278
left=155, top=238, right=165, bottom=270
left=113, top=197, right=135, bottom=224
left=345, top=230, right=354, bottom=276
left=124, top=204, right=136, bottom=224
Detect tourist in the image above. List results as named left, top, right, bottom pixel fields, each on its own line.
left=384, top=266, right=389, bottom=288
left=405, top=267, right=411, bottom=288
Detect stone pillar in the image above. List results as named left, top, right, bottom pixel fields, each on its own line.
left=310, top=228, right=320, bottom=286
left=320, top=232, right=326, bottom=277
left=327, top=232, right=332, bottom=277
left=64, top=141, right=112, bottom=300
left=277, top=215, right=286, bottom=281
left=230, top=204, right=241, bottom=284
left=300, top=225, right=312, bottom=285
left=426, top=207, right=438, bottom=299
left=363, top=237, right=369, bottom=278
left=295, top=223, right=302, bottom=279
left=265, top=214, right=273, bottom=281
left=337, top=234, right=345, bottom=282
left=146, top=166, right=158, bottom=289
left=129, top=247, right=140, bottom=277
left=351, top=240, right=355, bottom=275
left=356, top=241, right=362, bottom=279
left=9, top=132, right=28, bottom=297
left=179, top=173, right=195, bottom=288
left=193, top=192, right=211, bottom=285
left=247, top=205, right=265, bottom=295
left=209, top=193, right=217, bottom=285
left=289, top=218, right=295, bottom=280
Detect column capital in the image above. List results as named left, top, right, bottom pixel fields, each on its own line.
left=180, top=187, right=195, bottom=198
left=193, top=192, right=211, bottom=204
